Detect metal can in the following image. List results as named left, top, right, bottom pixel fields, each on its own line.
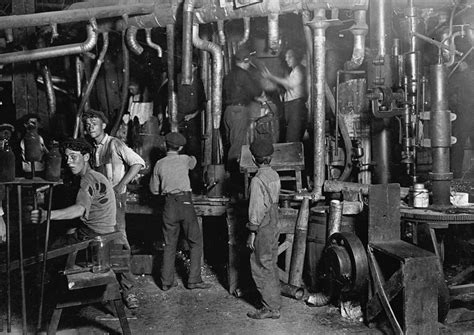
left=412, top=183, right=429, bottom=208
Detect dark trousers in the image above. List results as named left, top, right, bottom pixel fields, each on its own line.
left=115, top=192, right=135, bottom=296
left=284, top=98, right=308, bottom=143
left=250, top=204, right=281, bottom=311
left=161, top=192, right=203, bottom=286
left=224, top=105, right=250, bottom=164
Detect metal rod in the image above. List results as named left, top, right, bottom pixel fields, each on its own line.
left=37, top=185, right=54, bottom=330
left=17, top=186, right=27, bottom=334
left=73, top=32, right=109, bottom=138
left=6, top=185, right=11, bottom=332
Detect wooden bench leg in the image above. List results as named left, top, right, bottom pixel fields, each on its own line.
left=113, top=299, right=131, bottom=335
left=47, top=308, right=62, bottom=335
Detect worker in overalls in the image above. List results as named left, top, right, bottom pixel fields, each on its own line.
left=82, top=109, right=145, bottom=309
left=246, top=138, right=281, bottom=319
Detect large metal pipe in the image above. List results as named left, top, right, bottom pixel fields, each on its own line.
left=288, top=197, right=310, bottom=288
left=111, top=30, right=130, bottom=136
left=217, top=20, right=230, bottom=75
left=126, top=26, right=144, bottom=55
left=430, top=64, right=452, bottom=206
left=41, top=65, right=56, bottom=116
left=0, top=3, right=155, bottom=30
left=167, top=24, right=178, bottom=132
left=0, top=19, right=98, bottom=64
left=73, top=32, right=109, bottom=138
left=237, top=17, right=250, bottom=47
left=200, top=36, right=212, bottom=166
left=181, top=0, right=195, bottom=85
left=192, top=22, right=223, bottom=164
left=145, top=28, right=162, bottom=58
left=268, top=13, right=280, bottom=54
left=344, top=9, right=368, bottom=70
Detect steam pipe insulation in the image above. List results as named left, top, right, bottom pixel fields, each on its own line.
left=0, top=19, right=98, bottom=64
left=126, top=26, right=144, bottom=55
left=0, top=3, right=155, bottom=30
left=344, top=9, right=368, bottom=70
left=429, top=64, right=453, bottom=206
left=181, top=0, right=195, bottom=85
left=237, top=17, right=250, bottom=47
left=73, top=32, right=109, bottom=138
left=192, top=22, right=223, bottom=164
left=217, top=20, right=230, bottom=75
left=111, top=30, right=130, bottom=137
left=268, top=13, right=280, bottom=54
left=200, top=41, right=212, bottom=166
left=145, top=28, right=162, bottom=58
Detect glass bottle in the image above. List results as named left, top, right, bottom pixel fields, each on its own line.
left=0, top=139, right=15, bottom=182
left=45, top=141, right=62, bottom=181
left=23, top=127, right=42, bottom=162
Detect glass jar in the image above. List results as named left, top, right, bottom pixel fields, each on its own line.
left=90, top=236, right=111, bottom=273
left=0, top=139, right=15, bottom=182
left=45, top=141, right=62, bottom=181
left=23, top=128, right=42, bottom=162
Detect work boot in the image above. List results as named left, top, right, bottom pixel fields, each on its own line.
left=161, top=282, right=178, bottom=291
left=247, top=308, right=280, bottom=320
left=187, top=281, right=212, bottom=290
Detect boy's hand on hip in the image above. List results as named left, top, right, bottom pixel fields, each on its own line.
left=246, top=232, right=256, bottom=251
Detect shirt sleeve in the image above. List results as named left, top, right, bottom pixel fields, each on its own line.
left=76, top=177, right=94, bottom=222
left=246, top=177, right=268, bottom=232
left=187, top=155, right=197, bottom=170
left=149, top=162, right=161, bottom=195
left=114, top=140, right=145, bottom=169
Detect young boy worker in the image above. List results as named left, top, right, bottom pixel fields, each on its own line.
left=82, top=109, right=145, bottom=309
left=149, top=132, right=211, bottom=291
left=246, top=138, right=281, bottom=319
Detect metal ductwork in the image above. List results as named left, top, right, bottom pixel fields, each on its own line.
left=344, top=9, right=368, bottom=70
left=192, top=22, right=223, bottom=164
left=0, top=19, right=98, bottom=64
left=237, top=17, right=251, bottom=47
left=181, top=0, right=196, bottom=85
left=268, top=13, right=280, bottom=54
left=145, top=28, right=162, bottom=58
left=126, top=26, right=144, bottom=55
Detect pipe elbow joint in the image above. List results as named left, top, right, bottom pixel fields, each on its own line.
left=126, top=26, right=144, bottom=55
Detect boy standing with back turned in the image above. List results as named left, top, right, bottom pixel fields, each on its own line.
left=246, top=138, right=281, bottom=319
left=149, top=132, right=211, bottom=291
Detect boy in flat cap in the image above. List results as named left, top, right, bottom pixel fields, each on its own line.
left=149, top=132, right=211, bottom=291
left=246, top=138, right=281, bottom=319
left=82, top=109, right=145, bottom=309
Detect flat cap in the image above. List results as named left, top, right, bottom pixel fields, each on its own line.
left=82, top=109, right=108, bottom=124
left=165, top=132, right=186, bottom=147
left=250, top=138, right=274, bottom=158
left=235, top=47, right=251, bottom=62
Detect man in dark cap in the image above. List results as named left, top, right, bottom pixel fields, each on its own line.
left=82, top=109, right=145, bottom=309
left=246, top=138, right=281, bottom=319
left=30, top=138, right=117, bottom=243
left=223, top=46, right=262, bottom=193
left=149, top=132, right=211, bottom=291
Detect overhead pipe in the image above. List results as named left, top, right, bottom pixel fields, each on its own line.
left=0, top=3, right=155, bottom=30
left=73, top=32, right=109, bottom=138
left=167, top=24, right=178, bottom=132
left=0, top=19, right=98, bottom=64
left=126, top=26, right=144, bottom=55
left=145, top=28, right=162, bottom=58
left=237, top=17, right=250, bottom=47
left=111, top=29, right=130, bottom=136
left=268, top=13, right=280, bottom=54
left=181, top=0, right=195, bottom=85
left=344, top=9, right=368, bottom=70
left=192, top=22, right=223, bottom=164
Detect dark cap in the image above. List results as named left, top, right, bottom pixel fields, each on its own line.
left=0, top=123, right=15, bottom=133
left=82, top=109, right=108, bottom=124
left=165, top=132, right=186, bottom=147
left=235, top=47, right=251, bottom=62
left=61, top=137, right=93, bottom=155
left=250, top=138, right=274, bottom=158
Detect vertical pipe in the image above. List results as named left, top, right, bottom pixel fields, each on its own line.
left=237, top=17, right=250, bottom=47
left=111, top=29, right=130, bottom=136
left=167, top=24, right=178, bottom=132
left=288, top=197, right=310, bottom=287
left=181, top=0, right=195, bottom=85
left=6, top=186, right=10, bottom=332
left=344, top=9, right=368, bottom=70
left=217, top=20, right=229, bottom=75
left=37, top=185, right=54, bottom=330
left=268, top=13, right=280, bottom=54
left=17, top=186, right=27, bottom=334
left=200, top=44, right=211, bottom=166
left=430, top=64, right=452, bottom=206
left=327, top=199, right=342, bottom=237
left=41, top=65, right=56, bottom=116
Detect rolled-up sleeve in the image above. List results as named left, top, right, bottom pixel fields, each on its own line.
left=76, top=179, right=93, bottom=222
left=115, top=141, right=145, bottom=169
left=246, top=178, right=267, bottom=232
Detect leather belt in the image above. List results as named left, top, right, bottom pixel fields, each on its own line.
left=165, top=191, right=191, bottom=196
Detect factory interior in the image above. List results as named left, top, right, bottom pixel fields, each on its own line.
left=3, top=0, right=474, bottom=334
